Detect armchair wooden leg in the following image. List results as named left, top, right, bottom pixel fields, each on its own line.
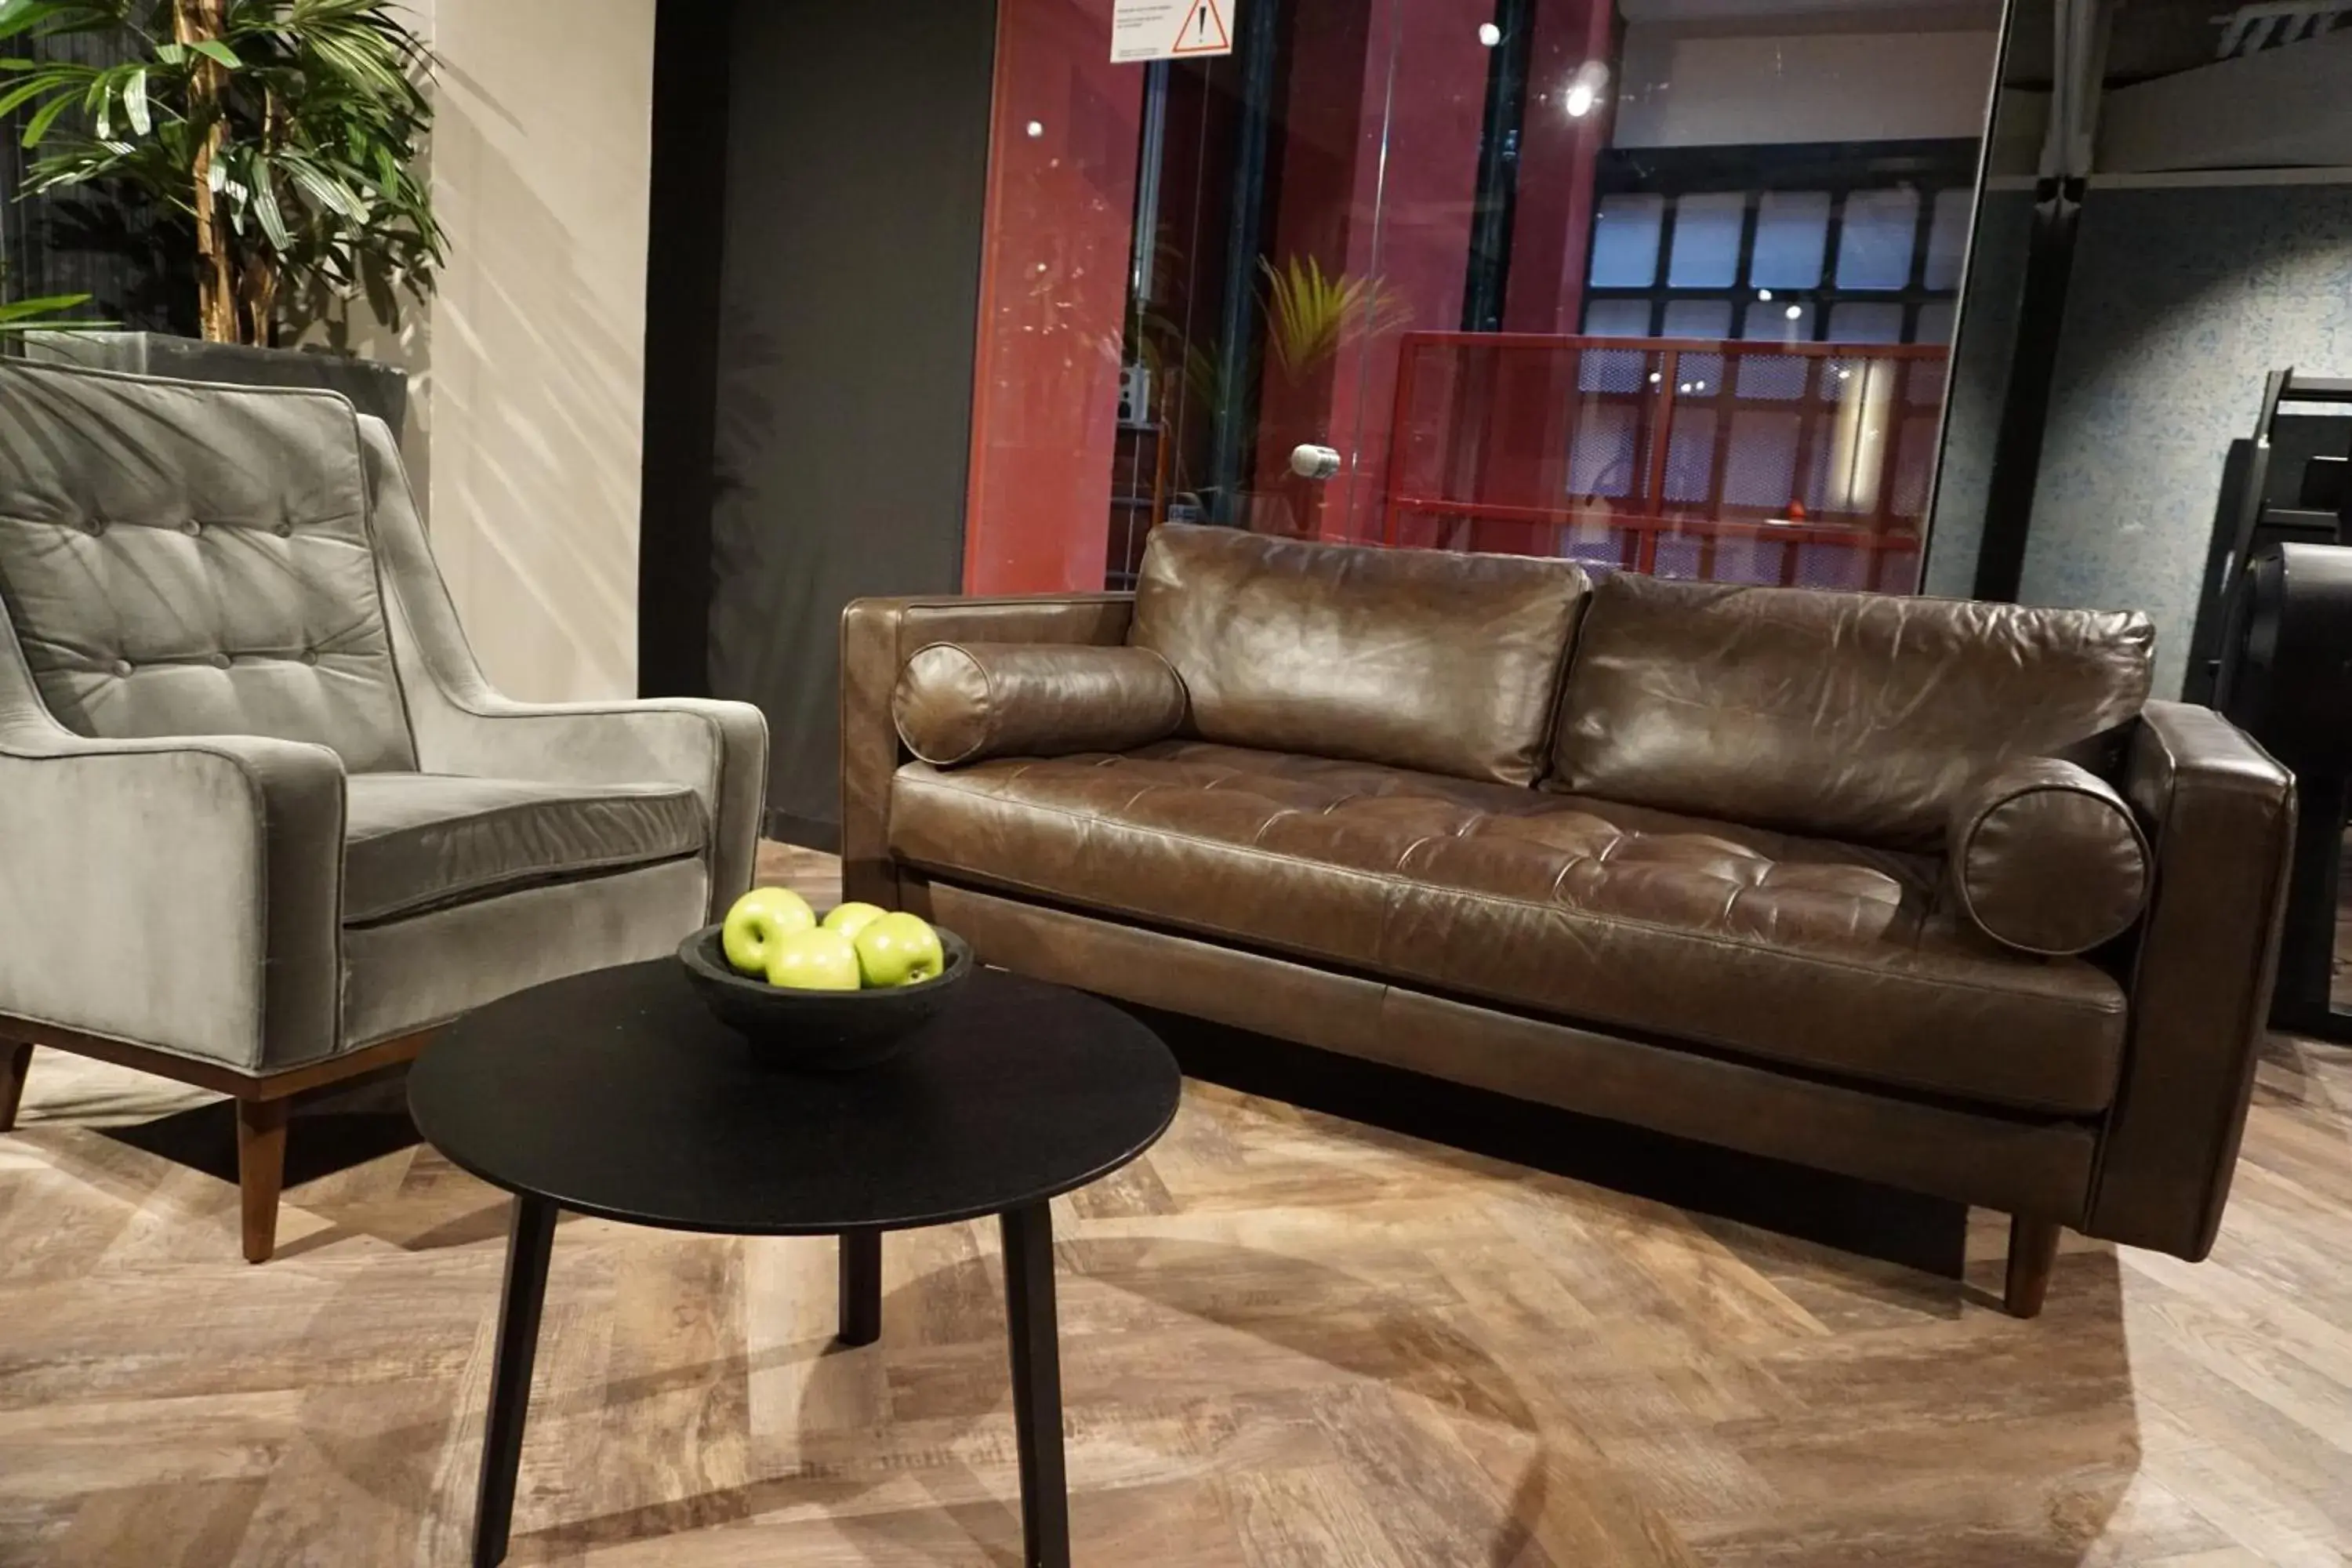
left=1, top=1043, right=29, bottom=1133
left=236, top=1096, right=290, bottom=1265
left=2005, top=1214, right=2062, bottom=1319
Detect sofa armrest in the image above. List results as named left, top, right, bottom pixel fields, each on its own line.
left=2088, top=700, right=2294, bottom=1258
left=0, top=703, right=345, bottom=1076
left=840, top=593, right=1134, bottom=905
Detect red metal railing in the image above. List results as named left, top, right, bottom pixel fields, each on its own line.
left=1383, top=332, right=1951, bottom=593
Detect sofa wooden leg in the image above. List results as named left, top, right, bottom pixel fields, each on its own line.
left=236, top=1096, right=290, bottom=1265
left=0, top=1043, right=29, bottom=1133
left=2005, top=1214, right=2061, bottom=1319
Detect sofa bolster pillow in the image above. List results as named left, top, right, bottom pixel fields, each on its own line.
left=892, top=641, right=1187, bottom=767
left=1949, top=757, right=2151, bottom=955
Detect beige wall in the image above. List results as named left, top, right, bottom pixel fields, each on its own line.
left=409, top=0, right=656, bottom=702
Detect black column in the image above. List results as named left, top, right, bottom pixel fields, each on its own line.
left=642, top=0, right=1000, bottom=848
left=637, top=0, right=733, bottom=700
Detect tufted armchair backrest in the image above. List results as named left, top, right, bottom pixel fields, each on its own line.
left=0, top=361, right=416, bottom=772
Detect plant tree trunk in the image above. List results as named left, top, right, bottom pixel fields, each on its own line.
left=173, top=0, right=239, bottom=343
left=240, top=254, right=278, bottom=349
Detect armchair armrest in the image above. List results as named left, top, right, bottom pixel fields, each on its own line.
left=0, top=695, right=343, bottom=1076
left=2089, top=700, right=2295, bottom=1258
left=401, top=692, right=767, bottom=921
left=840, top=593, right=1134, bottom=906
left=354, top=416, right=768, bottom=920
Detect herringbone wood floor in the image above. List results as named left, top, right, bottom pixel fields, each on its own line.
left=3, top=847, right=2350, bottom=1566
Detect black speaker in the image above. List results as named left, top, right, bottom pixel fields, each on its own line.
left=2216, top=541, right=2352, bottom=1040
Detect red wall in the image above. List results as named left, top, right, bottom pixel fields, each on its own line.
left=1251, top=0, right=1490, bottom=541
left=962, top=0, right=1144, bottom=593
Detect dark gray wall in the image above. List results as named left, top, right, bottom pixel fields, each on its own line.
left=2016, top=184, right=2352, bottom=696
left=706, top=2, right=998, bottom=846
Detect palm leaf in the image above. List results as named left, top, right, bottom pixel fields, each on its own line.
left=1258, top=255, right=1414, bottom=379
left=0, top=0, right=439, bottom=342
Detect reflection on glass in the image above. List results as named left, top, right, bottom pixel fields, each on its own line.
left=1666, top=192, right=1747, bottom=289
left=1751, top=191, right=1833, bottom=290
left=1836, top=189, right=1924, bottom=291
left=1103, top=0, right=2002, bottom=598
left=1925, top=188, right=1975, bottom=291
left=1589, top=194, right=1668, bottom=288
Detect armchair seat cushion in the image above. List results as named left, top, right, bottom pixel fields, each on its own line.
left=343, top=773, right=706, bottom=925
left=887, top=742, right=2129, bottom=1114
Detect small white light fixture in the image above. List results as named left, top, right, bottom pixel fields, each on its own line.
left=1784, top=303, right=1804, bottom=321
left=1648, top=372, right=1662, bottom=384
left=1678, top=383, right=1692, bottom=394
left=1693, top=379, right=1708, bottom=391
left=1478, top=21, right=1501, bottom=46
left=1025, top=120, right=1045, bottom=138
left=1838, top=368, right=1853, bottom=380
left=1756, top=288, right=1773, bottom=302
left=1563, top=60, right=1610, bottom=118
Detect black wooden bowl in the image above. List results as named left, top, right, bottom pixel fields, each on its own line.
left=676, top=924, right=974, bottom=1070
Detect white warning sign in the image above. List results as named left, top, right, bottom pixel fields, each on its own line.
left=1112, top=0, right=1234, bottom=64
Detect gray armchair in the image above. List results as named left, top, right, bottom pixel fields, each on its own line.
left=0, top=361, right=767, bottom=1260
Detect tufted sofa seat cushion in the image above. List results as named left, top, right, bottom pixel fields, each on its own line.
left=887, top=742, right=2128, bottom=1113
left=344, top=773, right=706, bottom=925
left=0, top=362, right=413, bottom=771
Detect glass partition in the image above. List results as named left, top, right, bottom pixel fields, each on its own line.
left=1107, top=0, right=2006, bottom=595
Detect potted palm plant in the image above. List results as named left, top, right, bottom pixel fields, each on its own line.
left=0, top=0, right=442, bottom=428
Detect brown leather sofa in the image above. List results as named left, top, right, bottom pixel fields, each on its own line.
left=842, top=524, right=2296, bottom=1316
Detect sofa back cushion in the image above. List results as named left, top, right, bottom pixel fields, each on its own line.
left=0, top=361, right=415, bottom=772
left=1550, top=573, right=2154, bottom=848
left=1131, top=524, right=1588, bottom=786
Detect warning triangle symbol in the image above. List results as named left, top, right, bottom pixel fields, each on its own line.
left=1172, top=0, right=1231, bottom=53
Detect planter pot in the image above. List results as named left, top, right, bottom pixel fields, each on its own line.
left=17, top=330, right=407, bottom=434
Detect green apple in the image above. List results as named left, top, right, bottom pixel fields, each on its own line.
left=721, top=886, right=816, bottom=975
left=822, top=901, right=888, bottom=941
left=853, top=911, right=946, bottom=988
left=764, top=927, right=862, bottom=991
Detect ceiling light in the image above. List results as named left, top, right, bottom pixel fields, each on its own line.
left=1025, top=120, right=1045, bottom=138
left=1478, top=21, right=1501, bottom=46
left=1784, top=303, right=1803, bottom=321
left=1564, top=60, right=1610, bottom=119
left=1756, top=289, right=1773, bottom=302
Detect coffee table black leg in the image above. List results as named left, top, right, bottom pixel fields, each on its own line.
left=474, top=1193, right=558, bottom=1568
left=837, top=1230, right=883, bottom=1347
left=1000, top=1201, right=1070, bottom=1567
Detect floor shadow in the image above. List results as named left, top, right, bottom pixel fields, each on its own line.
left=1136, top=1006, right=1969, bottom=1281
left=487, top=1237, right=1552, bottom=1563
left=474, top=1233, right=2140, bottom=1565
left=96, top=1064, right=422, bottom=1189
left=1129, top=1011, right=1976, bottom=1279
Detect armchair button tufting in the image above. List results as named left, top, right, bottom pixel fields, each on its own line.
left=274, top=521, right=294, bottom=538
left=181, top=520, right=202, bottom=536
left=302, top=648, right=320, bottom=666
left=209, top=653, right=232, bottom=670
left=111, top=659, right=132, bottom=677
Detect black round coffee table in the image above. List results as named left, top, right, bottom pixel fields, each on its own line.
left=408, top=957, right=1181, bottom=1568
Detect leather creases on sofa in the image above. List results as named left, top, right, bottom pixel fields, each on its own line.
left=842, top=525, right=2296, bottom=1318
